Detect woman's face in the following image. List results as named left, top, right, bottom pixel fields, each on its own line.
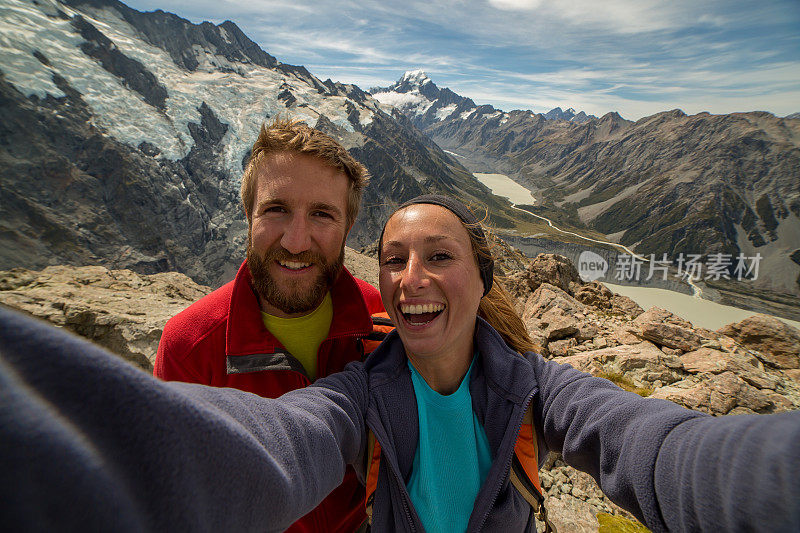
left=379, top=204, right=484, bottom=364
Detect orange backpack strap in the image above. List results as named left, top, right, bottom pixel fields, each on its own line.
left=361, top=312, right=395, bottom=360
left=364, top=430, right=383, bottom=525
left=510, top=404, right=557, bottom=533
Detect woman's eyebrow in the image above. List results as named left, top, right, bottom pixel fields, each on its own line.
left=383, top=235, right=452, bottom=249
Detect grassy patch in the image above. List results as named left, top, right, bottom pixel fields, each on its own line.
left=597, top=513, right=651, bottom=533
left=597, top=372, right=653, bottom=397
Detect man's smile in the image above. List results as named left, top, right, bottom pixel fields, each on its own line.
left=278, top=260, right=312, bottom=271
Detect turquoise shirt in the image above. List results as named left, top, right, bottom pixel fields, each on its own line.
left=406, top=355, right=493, bottom=533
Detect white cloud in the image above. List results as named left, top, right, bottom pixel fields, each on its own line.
left=123, top=0, right=800, bottom=120
left=487, top=0, right=542, bottom=11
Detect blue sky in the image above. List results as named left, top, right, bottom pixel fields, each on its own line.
left=124, top=0, right=800, bottom=120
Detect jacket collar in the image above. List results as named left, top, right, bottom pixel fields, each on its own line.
left=225, top=260, right=374, bottom=356
left=364, top=316, right=538, bottom=404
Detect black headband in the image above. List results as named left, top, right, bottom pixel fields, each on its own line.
left=379, top=194, right=494, bottom=296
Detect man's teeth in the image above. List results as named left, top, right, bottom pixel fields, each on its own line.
left=280, top=260, right=310, bottom=270
left=400, top=303, right=445, bottom=314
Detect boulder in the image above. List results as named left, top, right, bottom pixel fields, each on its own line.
left=507, top=254, right=581, bottom=298
left=572, top=281, right=613, bottom=309
left=639, top=322, right=706, bottom=351
left=559, top=341, right=683, bottom=387
left=650, top=371, right=778, bottom=415
left=632, top=306, right=706, bottom=351
left=610, top=294, right=644, bottom=318
left=0, top=266, right=210, bottom=371
left=718, top=315, right=800, bottom=369
left=519, top=283, right=590, bottom=343
left=548, top=338, right=577, bottom=357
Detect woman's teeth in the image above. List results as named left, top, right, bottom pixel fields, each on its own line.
left=400, top=303, right=445, bottom=314
left=400, top=303, right=445, bottom=325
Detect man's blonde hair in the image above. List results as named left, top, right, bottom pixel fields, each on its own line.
left=241, top=117, right=369, bottom=227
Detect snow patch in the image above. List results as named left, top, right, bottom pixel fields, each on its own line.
left=460, top=108, right=476, bottom=120
left=2, top=0, right=375, bottom=177
left=372, top=90, right=432, bottom=115
left=434, top=103, right=457, bottom=121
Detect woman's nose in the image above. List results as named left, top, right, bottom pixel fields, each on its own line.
left=401, top=254, right=430, bottom=291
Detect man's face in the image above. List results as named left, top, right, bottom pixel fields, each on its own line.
left=247, top=152, right=351, bottom=318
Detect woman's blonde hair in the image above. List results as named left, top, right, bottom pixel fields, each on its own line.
left=464, top=220, right=536, bottom=354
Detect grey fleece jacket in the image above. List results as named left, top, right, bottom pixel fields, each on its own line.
left=0, top=306, right=798, bottom=532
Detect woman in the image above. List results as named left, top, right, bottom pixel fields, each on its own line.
left=2, top=196, right=799, bottom=532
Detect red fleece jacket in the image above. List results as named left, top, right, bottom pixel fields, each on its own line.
left=155, top=260, right=384, bottom=533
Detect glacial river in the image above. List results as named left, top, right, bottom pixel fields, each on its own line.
left=473, top=172, right=800, bottom=331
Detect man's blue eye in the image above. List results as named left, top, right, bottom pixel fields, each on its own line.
left=431, top=253, right=452, bottom=261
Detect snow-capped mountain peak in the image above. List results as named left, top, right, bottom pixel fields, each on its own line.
left=400, top=69, right=431, bottom=86
left=372, top=72, right=598, bottom=127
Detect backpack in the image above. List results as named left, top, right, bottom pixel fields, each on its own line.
left=361, top=315, right=556, bottom=532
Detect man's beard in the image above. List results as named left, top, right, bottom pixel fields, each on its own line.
left=247, top=240, right=344, bottom=316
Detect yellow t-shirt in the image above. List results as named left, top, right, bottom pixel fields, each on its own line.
left=261, top=292, right=333, bottom=380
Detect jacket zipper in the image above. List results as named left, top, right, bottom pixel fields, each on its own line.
left=369, top=423, right=418, bottom=532
left=474, top=391, right=536, bottom=532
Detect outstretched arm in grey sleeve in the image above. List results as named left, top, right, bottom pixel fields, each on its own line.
left=532, top=355, right=800, bottom=532
left=0, top=306, right=367, bottom=532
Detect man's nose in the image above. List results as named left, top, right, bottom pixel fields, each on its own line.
left=280, top=214, right=312, bottom=255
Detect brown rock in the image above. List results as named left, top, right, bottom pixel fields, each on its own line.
left=680, top=347, right=779, bottom=390
left=639, top=322, right=705, bottom=351
left=549, top=338, right=577, bottom=357
left=610, top=294, right=644, bottom=318
left=344, top=247, right=379, bottom=287
left=508, top=254, right=582, bottom=297
left=0, top=266, right=211, bottom=371
left=541, top=309, right=581, bottom=340
left=611, top=325, right=642, bottom=345
left=784, top=369, right=800, bottom=385
left=593, top=337, right=609, bottom=349
left=560, top=341, right=683, bottom=387
left=519, top=283, right=588, bottom=343
left=651, top=380, right=710, bottom=412
left=718, top=315, right=800, bottom=369
left=680, top=347, right=742, bottom=374
left=634, top=307, right=693, bottom=329
left=573, top=281, right=613, bottom=310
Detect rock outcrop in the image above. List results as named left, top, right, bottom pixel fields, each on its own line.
left=718, top=314, right=800, bottom=370
left=0, top=265, right=211, bottom=371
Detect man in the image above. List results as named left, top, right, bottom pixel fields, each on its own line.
left=155, top=118, right=384, bottom=532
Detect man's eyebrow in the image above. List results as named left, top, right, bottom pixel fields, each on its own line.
left=310, top=201, right=343, bottom=217
left=255, top=198, right=285, bottom=211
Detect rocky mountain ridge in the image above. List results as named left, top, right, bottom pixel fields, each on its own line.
left=2, top=248, right=798, bottom=532
left=373, top=72, right=800, bottom=299
left=370, top=70, right=596, bottom=132
left=1, top=0, right=518, bottom=288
